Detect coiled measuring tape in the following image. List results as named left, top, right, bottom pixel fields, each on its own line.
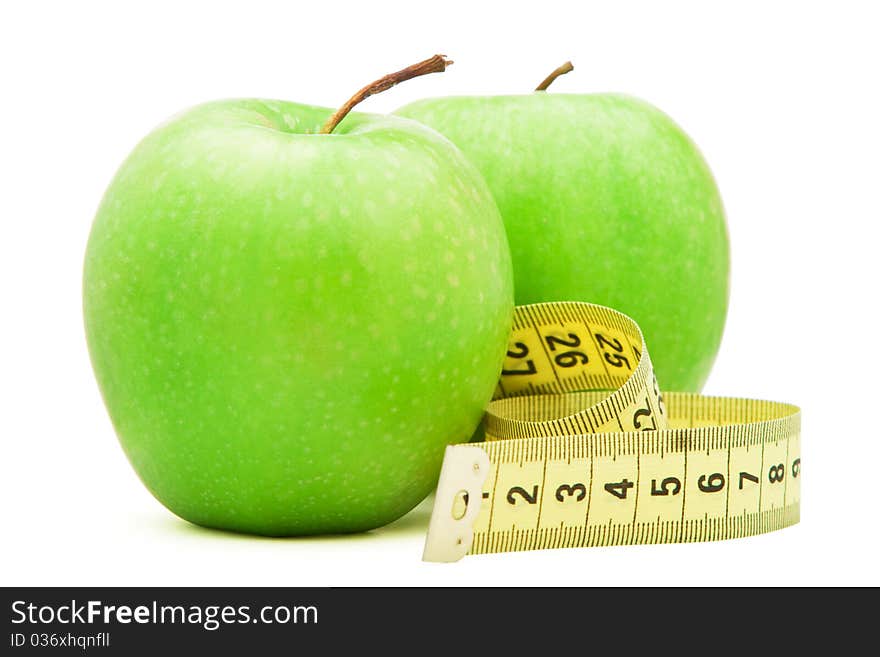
left=423, top=302, right=800, bottom=562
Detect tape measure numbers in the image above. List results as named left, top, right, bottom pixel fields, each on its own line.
left=424, top=302, right=800, bottom=562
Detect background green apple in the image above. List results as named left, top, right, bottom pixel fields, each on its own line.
left=83, top=99, right=513, bottom=535
left=397, top=93, right=729, bottom=391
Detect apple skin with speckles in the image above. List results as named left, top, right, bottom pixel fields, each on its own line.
left=83, top=99, right=514, bottom=535
left=397, top=94, right=729, bottom=391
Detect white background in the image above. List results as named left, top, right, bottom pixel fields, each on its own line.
left=2, top=0, right=878, bottom=586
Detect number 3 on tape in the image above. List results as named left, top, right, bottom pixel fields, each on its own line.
left=423, top=302, right=800, bottom=562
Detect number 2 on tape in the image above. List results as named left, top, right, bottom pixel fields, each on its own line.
left=423, top=302, right=800, bottom=562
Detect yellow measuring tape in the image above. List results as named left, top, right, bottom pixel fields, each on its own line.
left=423, top=302, right=800, bottom=561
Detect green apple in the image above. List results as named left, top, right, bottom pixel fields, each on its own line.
left=397, top=92, right=729, bottom=391
left=83, top=98, right=513, bottom=535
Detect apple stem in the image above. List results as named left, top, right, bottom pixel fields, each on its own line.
left=320, top=55, right=453, bottom=135
left=535, top=61, right=574, bottom=91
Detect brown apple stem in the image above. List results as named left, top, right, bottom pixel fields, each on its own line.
left=320, top=55, right=453, bottom=134
left=535, top=61, right=574, bottom=91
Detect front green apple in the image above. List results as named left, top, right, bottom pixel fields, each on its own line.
left=83, top=99, right=513, bottom=535
left=397, top=93, right=729, bottom=391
